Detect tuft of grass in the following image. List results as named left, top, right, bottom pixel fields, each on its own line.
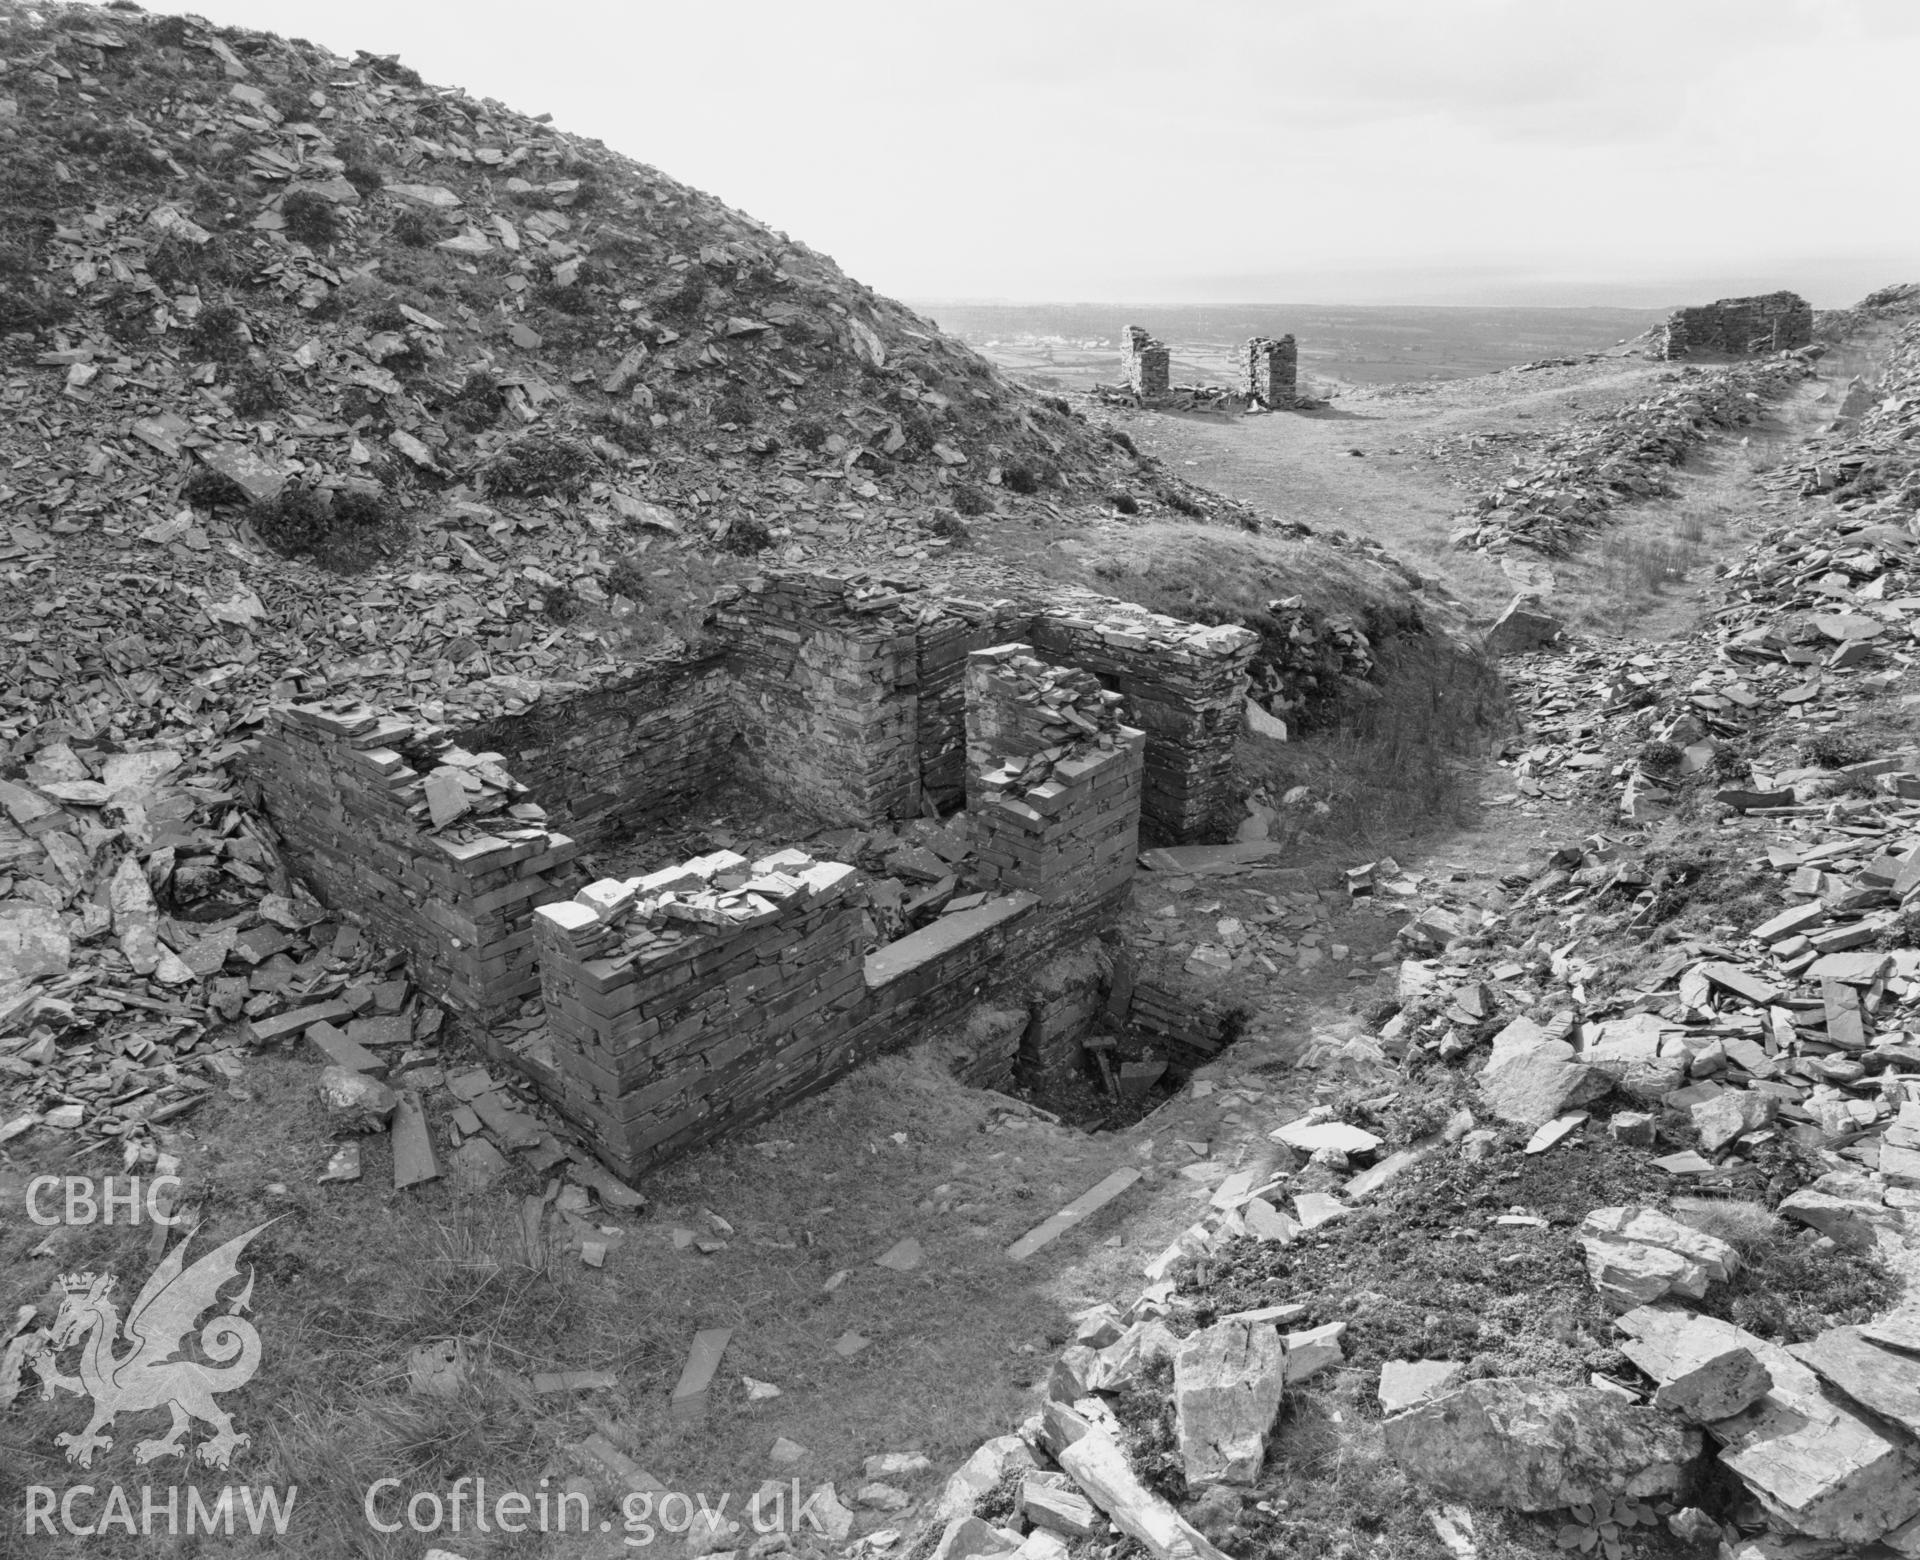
left=481, top=434, right=600, bottom=500
left=61, top=119, right=172, bottom=183
left=586, top=408, right=653, bottom=454
left=390, top=209, right=444, bottom=249
left=444, top=368, right=507, bottom=433
left=714, top=515, right=773, bottom=556
left=229, top=359, right=284, bottom=418
left=709, top=384, right=755, bottom=428
left=1157, top=482, right=1206, bottom=518
left=1802, top=730, right=1870, bottom=769
left=950, top=484, right=989, bottom=517
left=180, top=464, right=251, bottom=509
left=249, top=482, right=410, bottom=573
left=1697, top=1224, right=1899, bottom=1344
left=1638, top=740, right=1682, bottom=775
left=1672, top=1199, right=1780, bottom=1256
left=0, top=283, right=70, bottom=336
left=359, top=50, right=424, bottom=87
left=186, top=302, right=250, bottom=362
left=1109, top=1356, right=1188, bottom=1504
left=1593, top=534, right=1699, bottom=595
left=654, top=269, right=709, bottom=327
left=921, top=510, right=971, bottom=545
left=281, top=188, right=341, bottom=249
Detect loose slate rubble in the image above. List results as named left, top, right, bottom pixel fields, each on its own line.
left=1577, top=1205, right=1739, bottom=1310
left=908, top=298, right=1920, bottom=1560
left=1617, top=1305, right=1920, bottom=1542
left=1380, top=1378, right=1701, bottom=1510
left=1448, top=353, right=1814, bottom=554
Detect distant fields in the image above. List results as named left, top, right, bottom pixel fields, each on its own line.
left=912, top=301, right=1670, bottom=392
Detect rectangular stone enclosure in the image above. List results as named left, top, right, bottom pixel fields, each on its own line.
left=247, top=571, right=1259, bottom=1180
left=527, top=642, right=1146, bottom=1178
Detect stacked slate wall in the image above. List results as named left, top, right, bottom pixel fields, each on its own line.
left=533, top=847, right=1094, bottom=1179
left=1028, top=605, right=1258, bottom=845
left=1121, top=325, right=1171, bottom=395
left=1245, top=335, right=1299, bottom=407
left=533, top=849, right=869, bottom=1176
left=453, top=650, right=734, bottom=852
left=529, top=645, right=1149, bottom=1180
left=715, top=571, right=922, bottom=824
left=1662, top=292, right=1813, bottom=358
left=247, top=700, right=578, bottom=1019
left=915, top=596, right=1030, bottom=813
left=964, top=644, right=1143, bottom=908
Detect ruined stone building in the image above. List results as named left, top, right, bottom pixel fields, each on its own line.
left=249, top=571, right=1258, bottom=1180
left=1244, top=335, right=1299, bottom=407
left=1121, top=326, right=1171, bottom=395
left=1661, top=291, right=1813, bottom=358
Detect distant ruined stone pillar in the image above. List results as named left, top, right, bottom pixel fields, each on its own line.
left=1121, top=325, right=1170, bottom=396
left=1244, top=335, right=1298, bottom=407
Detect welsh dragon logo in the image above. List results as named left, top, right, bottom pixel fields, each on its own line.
left=35, top=1221, right=272, bottom=1471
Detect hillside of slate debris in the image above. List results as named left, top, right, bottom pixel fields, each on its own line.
left=953, top=293, right=1920, bottom=1560
left=6, top=4, right=1920, bottom=1560
left=0, top=0, right=1423, bottom=746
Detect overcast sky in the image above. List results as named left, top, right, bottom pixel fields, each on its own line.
left=134, top=0, right=1917, bottom=307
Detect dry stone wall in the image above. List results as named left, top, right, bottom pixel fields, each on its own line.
left=247, top=568, right=1270, bottom=1179
left=452, top=652, right=734, bottom=852
left=533, top=845, right=1121, bottom=1179
left=1244, top=335, right=1299, bottom=407
left=915, top=597, right=1030, bottom=813
left=247, top=700, right=579, bottom=1020
left=1121, top=326, right=1171, bottom=395
left=1662, top=292, right=1812, bottom=358
left=533, top=848, right=869, bottom=1176
left=715, top=571, right=922, bottom=825
left=1029, top=606, right=1258, bottom=844
left=527, top=638, right=1150, bottom=1179
left=965, top=646, right=1144, bottom=906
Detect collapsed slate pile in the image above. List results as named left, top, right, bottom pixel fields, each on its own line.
left=907, top=301, right=1920, bottom=1560
left=1367, top=311, right=1920, bottom=1550
left=1814, top=281, right=1920, bottom=346
left=1778, top=316, right=1920, bottom=508
left=966, top=651, right=1126, bottom=803
left=1242, top=595, right=1377, bottom=732
left=1448, top=354, right=1815, bottom=555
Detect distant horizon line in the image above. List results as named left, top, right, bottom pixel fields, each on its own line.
left=904, top=297, right=1675, bottom=311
